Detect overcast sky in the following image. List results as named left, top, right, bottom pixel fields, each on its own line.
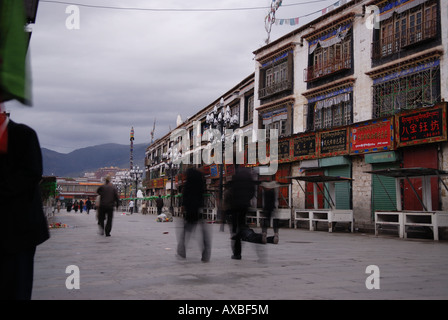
left=5, top=0, right=335, bottom=153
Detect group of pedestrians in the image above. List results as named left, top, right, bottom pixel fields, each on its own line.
left=93, top=167, right=280, bottom=262
left=63, top=199, right=93, bottom=214
left=176, top=166, right=280, bottom=263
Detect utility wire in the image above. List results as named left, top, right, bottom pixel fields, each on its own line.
left=40, top=0, right=332, bottom=12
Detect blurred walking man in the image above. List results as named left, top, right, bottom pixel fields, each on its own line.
left=96, top=176, right=119, bottom=237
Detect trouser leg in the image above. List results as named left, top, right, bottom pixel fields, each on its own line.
left=105, top=208, right=113, bottom=236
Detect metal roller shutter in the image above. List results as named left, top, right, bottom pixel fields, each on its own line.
left=326, top=165, right=351, bottom=210
left=371, top=162, right=399, bottom=216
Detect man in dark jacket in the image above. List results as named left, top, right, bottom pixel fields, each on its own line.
left=176, top=168, right=211, bottom=262
left=228, top=167, right=256, bottom=260
left=97, top=176, right=119, bottom=237
left=0, top=117, right=50, bottom=300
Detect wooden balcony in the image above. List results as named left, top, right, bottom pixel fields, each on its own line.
left=303, top=57, right=351, bottom=82
left=258, top=79, right=292, bottom=100
left=372, top=19, right=437, bottom=60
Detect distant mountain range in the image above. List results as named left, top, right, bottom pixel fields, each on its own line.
left=42, top=143, right=148, bottom=177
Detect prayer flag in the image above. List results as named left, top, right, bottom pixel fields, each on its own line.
left=0, top=0, right=31, bottom=105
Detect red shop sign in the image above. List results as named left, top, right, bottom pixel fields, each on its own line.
left=395, top=103, right=447, bottom=147
left=350, top=118, right=393, bottom=154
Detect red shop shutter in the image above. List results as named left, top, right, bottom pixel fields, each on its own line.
left=402, top=145, right=439, bottom=211
left=305, top=170, right=325, bottom=209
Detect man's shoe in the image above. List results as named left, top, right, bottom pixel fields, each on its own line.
left=261, top=232, right=267, bottom=244
left=231, top=255, right=241, bottom=260
left=273, top=233, right=279, bottom=244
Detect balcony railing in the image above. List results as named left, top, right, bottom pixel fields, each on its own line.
left=258, top=79, right=292, bottom=100
left=303, top=56, right=351, bottom=82
left=372, top=19, right=437, bottom=60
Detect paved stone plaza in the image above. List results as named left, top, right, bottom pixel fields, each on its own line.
left=32, top=210, right=448, bottom=300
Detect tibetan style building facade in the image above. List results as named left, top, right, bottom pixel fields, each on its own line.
left=145, top=0, right=448, bottom=233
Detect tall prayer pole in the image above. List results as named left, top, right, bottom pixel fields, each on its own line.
left=130, top=126, right=134, bottom=170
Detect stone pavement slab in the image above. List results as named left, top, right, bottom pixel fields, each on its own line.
left=32, top=210, right=448, bottom=300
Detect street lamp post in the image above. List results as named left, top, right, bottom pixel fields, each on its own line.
left=118, top=173, right=132, bottom=212
left=166, top=148, right=181, bottom=216
left=130, top=165, right=143, bottom=213
left=206, top=97, right=239, bottom=226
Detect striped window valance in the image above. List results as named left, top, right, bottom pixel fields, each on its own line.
left=308, top=22, right=352, bottom=54
left=379, top=0, right=428, bottom=21
left=307, top=86, right=353, bottom=104
left=261, top=50, right=292, bottom=68
left=315, top=92, right=351, bottom=110
left=261, top=107, right=288, bottom=125
left=372, top=59, right=439, bottom=85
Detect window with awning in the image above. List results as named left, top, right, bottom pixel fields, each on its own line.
left=306, top=86, right=353, bottom=131
left=372, top=0, right=439, bottom=59
left=305, top=21, right=352, bottom=82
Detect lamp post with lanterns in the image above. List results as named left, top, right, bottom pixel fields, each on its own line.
left=130, top=165, right=143, bottom=212
left=206, top=97, right=239, bottom=225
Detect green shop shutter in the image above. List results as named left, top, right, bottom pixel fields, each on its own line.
left=326, top=165, right=351, bottom=210
left=371, top=162, right=399, bottom=215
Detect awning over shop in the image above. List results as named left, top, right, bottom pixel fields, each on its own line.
left=365, top=167, right=448, bottom=179
left=288, top=175, right=352, bottom=210
left=365, top=167, right=448, bottom=212
left=287, top=175, right=352, bottom=183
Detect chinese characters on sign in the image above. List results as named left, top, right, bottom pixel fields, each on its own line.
left=278, top=139, right=291, bottom=162
left=396, top=104, right=447, bottom=147
left=293, top=134, right=316, bottom=160
left=318, top=128, right=349, bottom=157
left=350, top=118, right=393, bottom=154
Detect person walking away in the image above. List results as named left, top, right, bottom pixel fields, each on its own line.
left=156, top=195, right=163, bottom=215
left=176, top=168, right=211, bottom=262
left=56, top=200, right=61, bottom=213
left=96, top=176, right=119, bottom=237
left=73, top=200, right=78, bottom=213
left=79, top=199, right=83, bottom=213
left=85, top=199, right=92, bottom=215
left=261, top=181, right=280, bottom=244
left=0, top=115, right=50, bottom=299
left=129, top=199, right=134, bottom=214
left=66, top=201, right=72, bottom=212
left=228, top=167, right=256, bottom=260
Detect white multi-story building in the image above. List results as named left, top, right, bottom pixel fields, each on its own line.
left=252, top=0, right=447, bottom=231
left=145, top=0, right=448, bottom=233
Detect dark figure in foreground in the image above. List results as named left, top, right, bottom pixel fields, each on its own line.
left=228, top=167, right=256, bottom=260
left=96, top=176, right=119, bottom=237
left=0, top=118, right=50, bottom=300
left=176, top=168, right=211, bottom=262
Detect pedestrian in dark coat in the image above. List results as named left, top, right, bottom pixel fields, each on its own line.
left=228, top=167, right=256, bottom=260
left=96, top=176, right=119, bottom=237
left=0, top=119, right=50, bottom=300
left=85, top=199, right=92, bottom=214
left=176, top=168, right=211, bottom=262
